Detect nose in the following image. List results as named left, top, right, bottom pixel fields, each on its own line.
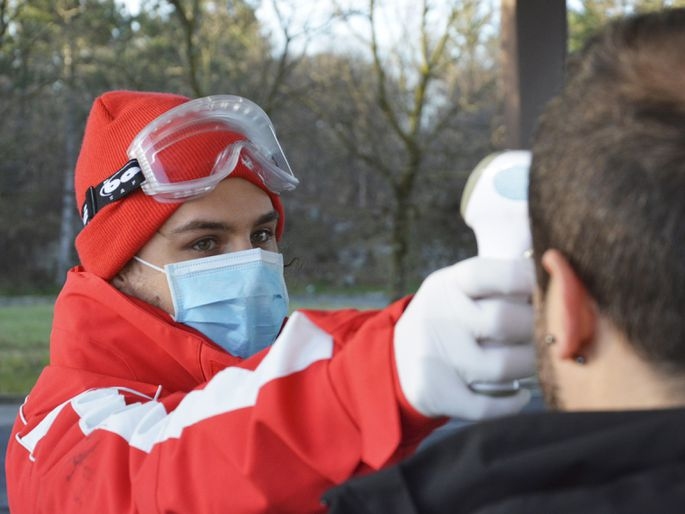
left=227, top=234, right=254, bottom=253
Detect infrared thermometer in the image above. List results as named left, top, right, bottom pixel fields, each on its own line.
left=460, top=151, right=532, bottom=395
left=460, top=151, right=532, bottom=259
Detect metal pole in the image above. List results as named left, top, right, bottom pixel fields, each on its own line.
left=501, top=0, right=567, bottom=149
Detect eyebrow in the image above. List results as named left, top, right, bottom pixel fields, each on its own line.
left=167, top=210, right=279, bottom=235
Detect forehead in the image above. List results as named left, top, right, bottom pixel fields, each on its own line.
left=162, top=178, right=275, bottom=230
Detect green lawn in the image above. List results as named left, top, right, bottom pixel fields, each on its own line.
left=0, top=303, right=53, bottom=395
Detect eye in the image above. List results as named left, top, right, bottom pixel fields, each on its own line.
left=251, top=228, right=274, bottom=246
left=191, top=237, right=218, bottom=252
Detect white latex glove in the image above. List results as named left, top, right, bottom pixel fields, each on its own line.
left=394, top=256, right=535, bottom=420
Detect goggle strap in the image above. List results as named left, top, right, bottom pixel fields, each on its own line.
left=81, top=159, right=145, bottom=225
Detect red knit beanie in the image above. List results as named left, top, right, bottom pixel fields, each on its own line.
left=74, top=90, right=285, bottom=280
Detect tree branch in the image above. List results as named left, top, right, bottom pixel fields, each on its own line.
left=168, top=0, right=204, bottom=97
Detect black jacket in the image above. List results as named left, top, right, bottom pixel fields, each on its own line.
left=323, top=409, right=685, bottom=513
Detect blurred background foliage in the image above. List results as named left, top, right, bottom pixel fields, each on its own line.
left=1, top=0, right=683, bottom=300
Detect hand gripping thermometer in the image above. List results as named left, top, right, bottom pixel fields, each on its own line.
left=460, top=150, right=533, bottom=395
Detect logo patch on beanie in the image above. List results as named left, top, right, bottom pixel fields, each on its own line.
left=81, top=160, right=144, bottom=225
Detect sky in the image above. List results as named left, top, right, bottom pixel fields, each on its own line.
left=115, top=0, right=489, bottom=56
left=120, top=0, right=141, bottom=15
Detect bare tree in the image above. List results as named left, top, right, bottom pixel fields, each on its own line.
left=257, top=0, right=336, bottom=113
left=161, top=0, right=312, bottom=107
left=303, top=0, right=496, bottom=298
left=0, top=0, right=22, bottom=48
left=167, top=0, right=205, bottom=96
left=55, top=2, right=83, bottom=285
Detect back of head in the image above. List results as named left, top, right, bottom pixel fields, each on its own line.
left=530, top=9, right=685, bottom=372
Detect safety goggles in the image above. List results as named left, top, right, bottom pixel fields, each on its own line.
left=81, top=95, right=298, bottom=225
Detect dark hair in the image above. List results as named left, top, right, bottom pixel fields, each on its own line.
left=529, top=8, right=685, bottom=371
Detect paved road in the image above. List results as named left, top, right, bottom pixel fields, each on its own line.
left=1, top=403, right=19, bottom=514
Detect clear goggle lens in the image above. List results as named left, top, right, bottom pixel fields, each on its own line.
left=128, top=95, right=298, bottom=202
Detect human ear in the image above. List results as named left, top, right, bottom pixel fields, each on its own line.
left=541, top=249, right=597, bottom=361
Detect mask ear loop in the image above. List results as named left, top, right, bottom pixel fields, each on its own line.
left=133, top=256, right=181, bottom=320
left=133, top=256, right=166, bottom=274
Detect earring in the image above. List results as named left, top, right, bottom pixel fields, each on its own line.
left=574, top=354, right=587, bottom=365
left=543, top=334, right=556, bottom=345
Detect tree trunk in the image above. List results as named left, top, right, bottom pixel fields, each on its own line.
left=389, top=186, right=412, bottom=300
left=55, top=42, right=77, bottom=285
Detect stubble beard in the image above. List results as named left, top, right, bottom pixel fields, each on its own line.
left=535, top=307, right=563, bottom=410
left=113, top=261, right=166, bottom=312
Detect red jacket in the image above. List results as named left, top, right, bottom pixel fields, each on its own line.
left=5, top=267, right=439, bottom=513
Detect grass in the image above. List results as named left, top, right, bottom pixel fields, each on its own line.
left=0, top=293, right=389, bottom=395
left=0, top=303, right=53, bottom=395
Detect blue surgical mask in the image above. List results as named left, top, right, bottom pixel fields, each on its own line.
left=135, top=248, right=288, bottom=359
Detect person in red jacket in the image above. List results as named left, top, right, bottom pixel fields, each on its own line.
left=5, top=91, right=535, bottom=513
